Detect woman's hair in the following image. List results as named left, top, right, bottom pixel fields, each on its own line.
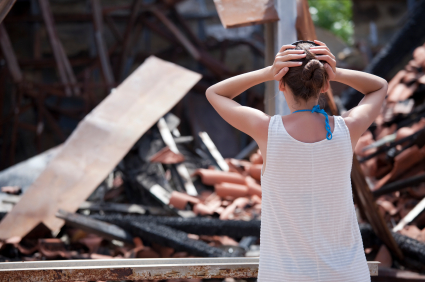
left=282, top=42, right=328, bottom=101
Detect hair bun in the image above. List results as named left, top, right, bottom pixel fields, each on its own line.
left=301, top=59, right=325, bottom=89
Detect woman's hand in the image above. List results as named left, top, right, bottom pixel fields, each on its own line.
left=270, top=44, right=305, bottom=81
left=309, top=40, right=337, bottom=81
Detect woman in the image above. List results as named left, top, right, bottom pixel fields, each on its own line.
left=206, top=40, right=387, bottom=281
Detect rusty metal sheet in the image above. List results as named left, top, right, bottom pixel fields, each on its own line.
left=0, top=257, right=379, bottom=281
left=0, top=56, right=201, bottom=239
left=213, top=0, right=279, bottom=28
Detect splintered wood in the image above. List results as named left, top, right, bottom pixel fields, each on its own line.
left=0, top=56, right=201, bottom=239
left=213, top=0, right=279, bottom=28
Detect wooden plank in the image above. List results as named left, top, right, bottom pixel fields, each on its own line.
left=0, top=56, right=201, bottom=239
left=213, top=0, right=279, bottom=28
left=0, top=0, right=16, bottom=24
left=92, top=0, right=115, bottom=88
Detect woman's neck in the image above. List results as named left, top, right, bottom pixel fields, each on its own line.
left=288, top=98, right=319, bottom=113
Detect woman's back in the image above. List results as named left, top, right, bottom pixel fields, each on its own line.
left=205, top=39, right=388, bottom=282
left=257, top=115, right=370, bottom=282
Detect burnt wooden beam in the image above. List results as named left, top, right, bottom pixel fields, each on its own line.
left=342, top=0, right=425, bottom=110
left=170, top=6, right=206, bottom=50
left=92, top=0, right=115, bottom=88
left=56, top=209, right=134, bottom=243
left=360, top=129, right=425, bottom=163
left=0, top=0, right=16, bottom=24
left=117, top=0, right=143, bottom=81
left=92, top=214, right=261, bottom=238
left=92, top=215, right=233, bottom=257
left=78, top=201, right=172, bottom=215
left=104, top=15, right=123, bottom=43
left=351, top=157, right=404, bottom=260
left=373, top=173, right=425, bottom=198
left=360, top=223, right=425, bottom=272
left=150, top=8, right=200, bottom=60
left=0, top=24, right=22, bottom=82
left=149, top=8, right=232, bottom=78
left=38, top=0, right=79, bottom=96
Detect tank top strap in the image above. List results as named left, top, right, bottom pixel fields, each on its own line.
left=262, top=115, right=283, bottom=177
left=267, top=114, right=288, bottom=142
left=333, top=115, right=352, bottom=146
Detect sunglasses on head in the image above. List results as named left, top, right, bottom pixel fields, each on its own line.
left=291, top=40, right=320, bottom=46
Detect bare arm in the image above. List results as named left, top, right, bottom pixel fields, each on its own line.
left=334, top=68, right=388, bottom=145
left=310, top=41, right=388, bottom=149
left=205, top=67, right=272, bottom=141
left=206, top=45, right=305, bottom=142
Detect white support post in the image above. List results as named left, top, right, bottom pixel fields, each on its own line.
left=264, top=0, right=298, bottom=116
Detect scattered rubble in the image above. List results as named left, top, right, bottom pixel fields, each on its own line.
left=354, top=41, right=425, bottom=272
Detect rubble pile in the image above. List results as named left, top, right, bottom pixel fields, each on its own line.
left=354, top=41, right=425, bottom=268
left=0, top=112, right=263, bottom=272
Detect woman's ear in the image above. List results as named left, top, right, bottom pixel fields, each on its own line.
left=321, top=80, right=330, bottom=93
left=278, top=80, right=286, bottom=92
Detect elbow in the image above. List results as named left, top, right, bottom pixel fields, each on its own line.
left=380, top=78, right=388, bottom=89
left=380, top=78, right=388, bottom=94
left=205, top=87, right=214, bottom=103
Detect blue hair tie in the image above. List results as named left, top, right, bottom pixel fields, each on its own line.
left=292, top=104, right=332, bottom=140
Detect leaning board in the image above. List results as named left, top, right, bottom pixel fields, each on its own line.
left=213, top=0, right=279, bottom=28
left=0, top=56, right=201, bottom=239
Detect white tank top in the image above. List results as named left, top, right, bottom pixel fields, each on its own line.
left=258, top=115, right=371, bottom=282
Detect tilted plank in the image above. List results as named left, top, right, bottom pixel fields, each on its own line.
left=213, top=0, right=279, bottom=28
left=0, top=56, right=201, bottom=239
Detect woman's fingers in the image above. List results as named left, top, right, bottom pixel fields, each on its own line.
left=275, top=61, right=303, bottom=68
left=315, top=54, right=335, bottom=65
left=309, top=48, right=335, bottom=59
left=278, top=44, right=296, bottom=53
left=272, top=61, right=302, bottom=76
left=274, top=67, right=289, bottom=80
left=313, top=40, right=327, bottom=48
left=275, top=53, right=306, bottom=62
left=315, top=55, right=336, bottom=71
left=324, top=63, right=336, bottom=80
left=275, top=49, right=304, bottom=58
